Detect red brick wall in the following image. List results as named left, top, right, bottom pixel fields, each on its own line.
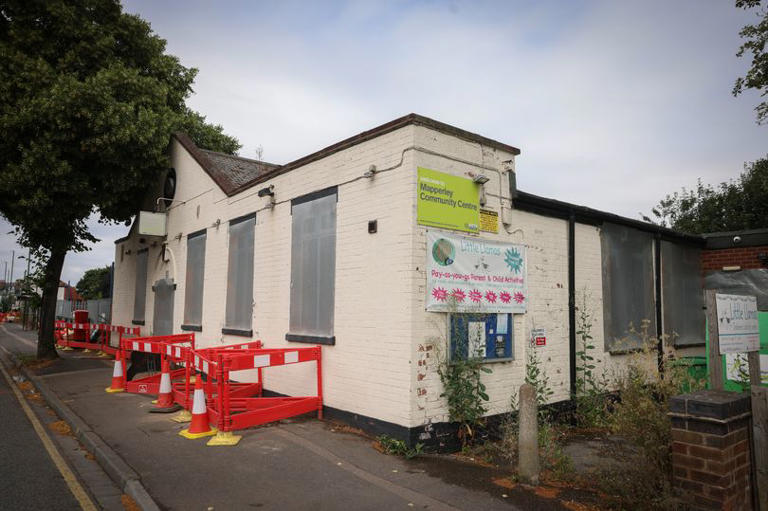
left=701, top=246, right=768, bottom=273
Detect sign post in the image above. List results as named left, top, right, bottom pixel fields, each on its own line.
left=705, top=290, right=766, bottom=509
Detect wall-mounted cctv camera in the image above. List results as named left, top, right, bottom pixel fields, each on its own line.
left=257, top=185, right=275, bottom=198
left=733, top=236, right=742, bottom=244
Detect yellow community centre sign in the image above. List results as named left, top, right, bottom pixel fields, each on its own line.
left=417, top=167, right=480, bottom=233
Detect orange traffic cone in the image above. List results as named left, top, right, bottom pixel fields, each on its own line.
left=179, top=376, right=216, bottom=439
left=150, top=358, right=181, bottom=413
left=105, top=356, right=125, bottom=393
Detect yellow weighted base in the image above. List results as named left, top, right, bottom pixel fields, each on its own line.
left=170, top=410, right=192, bottom=423
left=207, top=431, right=242, bottom=446
left=105, top=387, right=124, bottom=393
left=179, top=427, right=217, bottom=440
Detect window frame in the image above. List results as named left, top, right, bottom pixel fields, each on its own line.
left=449, top=313, right=514, bottom=362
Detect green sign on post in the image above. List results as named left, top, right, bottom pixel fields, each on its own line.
left=417, top=167, right=480, bottom=233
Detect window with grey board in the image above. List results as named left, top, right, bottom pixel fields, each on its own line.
left=183, top=231, right=206, bottom=327
left=133, top=250, right=148, bottom=323
left=661, top=242, right=704, bottom=346
left=288, top=190, right=336, bottom=342
left=601, top=223, right=656, bottom=351
left=224, top=215, right=255, bottom=333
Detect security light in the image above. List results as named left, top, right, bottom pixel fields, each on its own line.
left=473, top=174, right=490, bottom=185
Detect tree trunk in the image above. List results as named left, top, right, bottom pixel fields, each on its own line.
left=37, top=247, right=67, bottom=360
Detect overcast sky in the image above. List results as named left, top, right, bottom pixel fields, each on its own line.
left=1, top=0, right=765, bottom=285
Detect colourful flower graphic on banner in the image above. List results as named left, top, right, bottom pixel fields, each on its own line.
left=468, top=290, right=483, bottom=302
left=513, top=292, right=525, bottom=304
left=432, top=287, right=448, bottom=302
left=504, top=248, right=523, bottom=274
left=485, top=290, right=497, bottom=303
left=499, top=291, right=512, bottom=303
left=451, top=289, right=466, bottom=302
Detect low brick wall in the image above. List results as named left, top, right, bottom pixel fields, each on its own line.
left=669, top=390, right=753, bottom=510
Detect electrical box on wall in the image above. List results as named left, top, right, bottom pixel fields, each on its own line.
left=138, top=211, right=167, bottom=237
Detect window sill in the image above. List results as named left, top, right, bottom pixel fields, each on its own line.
left=222, top=328, right=252, bottom=337
left=132, top=320, right=145, bottom=326
left=181, top=324, right=202, bottom=332
left=286, top=333, right=335, bottom=346
left=451, top=356, right=514, bottom=364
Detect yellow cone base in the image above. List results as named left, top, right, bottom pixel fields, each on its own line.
left=207, top=431, right=242, bottom=446
left=179, top=427, right=217, bottom=439
left=97, top=352, right=111, bottom=358
left=105, top=387, right=124, bottom=393
left=170, top=410, right=193, bottom=423
left=151, top=399, right=158, bottom=404
left=83, top=349, right=94, bottom=353
left=61, top=347, right=75, bottom=352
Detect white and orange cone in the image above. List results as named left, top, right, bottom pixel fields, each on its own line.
left=105, top=357, right=125, bottom=393
left=179, top=376, right=216, bottom=439
left=150, top=358, right=181, bottom=413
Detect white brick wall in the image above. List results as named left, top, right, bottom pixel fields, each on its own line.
left=112, top=120, right=702, bottom=432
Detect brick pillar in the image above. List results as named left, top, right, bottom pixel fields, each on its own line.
left=669, top=390, right=753, bottom=510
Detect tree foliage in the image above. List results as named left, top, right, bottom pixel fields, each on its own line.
left=734, top=0, right=768, bottom=123
left=76, top=266, right=111, bottom=300
left=644, top=157, right=768, bottom=234
left=0, top=0, right=240, bottom=357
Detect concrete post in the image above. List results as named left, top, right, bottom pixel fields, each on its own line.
left=518, top=383, right=540, bottom=485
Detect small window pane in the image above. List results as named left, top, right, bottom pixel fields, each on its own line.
left=661, top=242, right=704, bottom=346
left=133, top=250, right=148, bottom=322
left=225, top=216, right=255, bottom=331
left=289, top=193, right=336, bottom=338
left=183, top=233, right=206, bottom=326
left=601, top=223, right=656, bottom=351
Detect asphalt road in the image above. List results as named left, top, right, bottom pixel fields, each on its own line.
left=0, top=365, right=82, bottom=511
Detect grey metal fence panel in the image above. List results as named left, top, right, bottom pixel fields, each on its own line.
left=705, top=269, right=768, bottom=311
left=183, top=233, right=206, bottom=326
left=289, top=193, right=336, bottom=338
left=133, top=250, right=148, bottom=322
left=661, top=242, right=704, bottom=346
left=601, top=223, right=657, bottom=351
left=225, top=216, right=255, bottom=331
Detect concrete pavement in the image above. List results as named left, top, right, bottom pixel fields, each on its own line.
left=0, top=323, right=567, bottom=510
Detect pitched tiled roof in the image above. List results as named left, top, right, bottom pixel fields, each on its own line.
left=173, top=133, right=278, bottom=195
left=173, top=113, right=522, bottom=197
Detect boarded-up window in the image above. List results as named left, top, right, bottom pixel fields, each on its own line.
left=224, top=215, right=255, bottom=333
left=133, top=249, right=148, bottom=323
left=288, top=188, right=337, bottom=342
left=183, top=231, right=206, bottom=327
left=601, top=223, right=656, bottom=351
left=661, top=242, right=704, bottom=346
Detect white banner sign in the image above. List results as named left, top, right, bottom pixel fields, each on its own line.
left=716, top=293, right=759, bottom=353
left=426, top=231, right=527, bottom=313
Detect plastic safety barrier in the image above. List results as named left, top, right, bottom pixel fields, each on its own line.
left=194, top=345, right=322, bottom=437
left=118, top=334, right=196, bottom=399
left=55, top=320, right=141, bottom=355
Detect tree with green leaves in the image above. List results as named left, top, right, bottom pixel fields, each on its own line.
left=643, top=157, right=768, bottom=234
left=76, top=266, right=112, bottom=300
left=734, top=0, right=768, bottom=124
left=0, top=0, right=240, bottom=359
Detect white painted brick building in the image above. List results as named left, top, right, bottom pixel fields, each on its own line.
left=112, top=114, right=705, bottom=444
